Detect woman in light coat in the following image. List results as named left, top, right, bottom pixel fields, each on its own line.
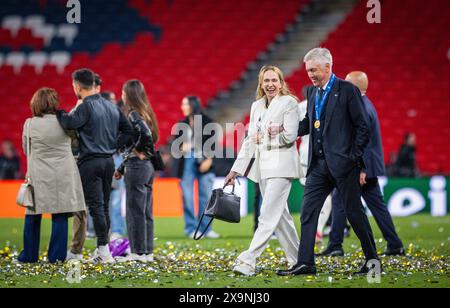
left=225, top=65, right=300, bottom=276
left=18, top=88, right=86, bottom=263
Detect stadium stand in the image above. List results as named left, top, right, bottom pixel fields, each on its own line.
left=249, top=0, right=450, bottom=174
left=0, top=0, right=308, bottom=172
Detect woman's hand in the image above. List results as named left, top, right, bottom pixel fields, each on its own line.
left=251, top=133, right=263, bottom=145
left=224, top=171, right=238, bottom=187
left=133, top=149, right=147, bottom=160
left=114, top=171, right=122, bottom=180
left=268, top=122, right=284, bottom=138
left=199, top=158, right=213, bottom=173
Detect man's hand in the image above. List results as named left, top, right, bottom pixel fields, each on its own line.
left=224, top=171, right=238, bottom=187
left=114, top=171, right=122, bottom=181
left=268, top=122, right=284, bottom=138
left=360, top=172, right=367, bottom=186
left=181, top=143, right=191, bottom=154
left=199, top=158, right=213, bottom=173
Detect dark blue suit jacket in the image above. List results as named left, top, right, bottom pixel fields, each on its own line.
left=361, top=95, right=386, bottom=179
left=298, top=78, right=370, bottom=179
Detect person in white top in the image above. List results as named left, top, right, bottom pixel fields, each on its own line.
left=225, top=65, right=300, bottom=276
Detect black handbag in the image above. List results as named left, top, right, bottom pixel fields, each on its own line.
left=193, top=182, right=241, bottom=240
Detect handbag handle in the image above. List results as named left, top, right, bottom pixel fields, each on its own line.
left=193, top=209, right=214, bottom=241
left=222, top=177, right=241, bottom=194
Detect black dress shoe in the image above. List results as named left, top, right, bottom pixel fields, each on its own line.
left=353, top=259, right=383, bottom=275
left=276, top=264, right=317, bottom=276
left=315, top=247, right=344, bottom=257
left=382, top=247, right=405, bottom=256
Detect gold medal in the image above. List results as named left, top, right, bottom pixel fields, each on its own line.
left=314, top=120, right=321, bottom=129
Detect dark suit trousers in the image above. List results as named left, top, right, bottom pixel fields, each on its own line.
left=329, top=178, right=403, bottom=251
left=297, top=159, right=378, bottom=266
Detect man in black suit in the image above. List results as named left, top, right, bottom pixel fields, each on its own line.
left=273, top=48, right=379, bottom=276
left=318, top=71, right=404, bottom=258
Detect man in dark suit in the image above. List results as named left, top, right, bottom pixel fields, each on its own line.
left=318, top=71, right=404, bottom=257
left=273, top=48, right=379, bottom=276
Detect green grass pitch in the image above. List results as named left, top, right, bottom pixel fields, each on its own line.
left=0, top=214, right=448, bottom=288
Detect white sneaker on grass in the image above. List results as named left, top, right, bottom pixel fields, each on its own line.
left=89, top=246, right=115, bottom=264
left=146, top=254, right=155, bottom=263
left=115, top=253, right=149, bottom=263
left=205, top=230, right=220, bottom=239
left=66, top=250, right=83, bottom=262
left=233, top=261, right=255, bottom=276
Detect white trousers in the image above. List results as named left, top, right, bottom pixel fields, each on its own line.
left=237, top=178, right=299, bottom=269
left=317, top=194, right=332, bottom=234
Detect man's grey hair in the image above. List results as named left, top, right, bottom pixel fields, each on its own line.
left=303, top=47, right=333, bottom=68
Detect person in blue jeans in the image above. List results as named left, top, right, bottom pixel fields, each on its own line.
left=109, top=153, right=127, bottom=238
left=175, top=96, right=219, bottom=239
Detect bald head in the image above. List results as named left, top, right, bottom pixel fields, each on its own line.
left=345, top=71, right=368, bottom=95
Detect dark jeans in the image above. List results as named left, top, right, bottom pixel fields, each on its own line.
left=329, top=178, right=403, bottom=251
left=18, top=213, right=69, bottom=263
left=297, top=158, right=378, bottom=266
left=79, top=157, right=114, bottom=247
left=125, top=158, right=155, bottom=255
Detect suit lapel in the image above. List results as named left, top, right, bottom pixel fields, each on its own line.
left=324, top=78, right=340, bottom=133
left=261, top=95, right=278, bottom=127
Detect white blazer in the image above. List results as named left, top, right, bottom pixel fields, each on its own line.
left=231, top=95, right=300, bottom=183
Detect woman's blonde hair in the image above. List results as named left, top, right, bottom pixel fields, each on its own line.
left=256, top=65, right=298, bottom=101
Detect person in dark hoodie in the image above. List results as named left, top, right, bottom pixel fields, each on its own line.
left=56, top=68, right=133, bottom=264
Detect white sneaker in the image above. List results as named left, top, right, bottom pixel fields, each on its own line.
left=115, top=253, right=148, bottom=263
left=66, top=250, right=83, bottom=262
left=146, top=254, right=154, bottom=263
left=89, top=247, right=115, bottom=264
left=205, top=230, right=220, bottom=239
left=233, top=262, right=255, bottom=276
left=110, top=233, right=123, bottom=241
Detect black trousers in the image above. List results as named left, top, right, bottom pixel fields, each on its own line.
left=329, top=178, right=403, bottom=251
left=297, top=158, right=378, bottom=266
left=79, top=157, right=115, bottom=247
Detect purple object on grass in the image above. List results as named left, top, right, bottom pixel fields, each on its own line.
left=109, top=238, right=130, bottom=257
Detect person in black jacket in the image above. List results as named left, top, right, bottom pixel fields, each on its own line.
left=114, top=80, right=159, bottom=263
left=56, top=68, right=133, bottom=264
left=173, top=96, right=219, bottom=239
left=317, top=71, right=404, bottom=258
left=394, top=133, right=419, bottom=177
left=274, top=48, right=379, bottom=276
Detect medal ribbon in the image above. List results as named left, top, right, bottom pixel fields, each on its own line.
left=314, top=74, right=336, bottom=122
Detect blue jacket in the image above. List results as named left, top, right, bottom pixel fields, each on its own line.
left=362, top=95, right=386, bottom=178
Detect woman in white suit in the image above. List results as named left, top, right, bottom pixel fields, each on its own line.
left=225, top=65, right=300, bottom=276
